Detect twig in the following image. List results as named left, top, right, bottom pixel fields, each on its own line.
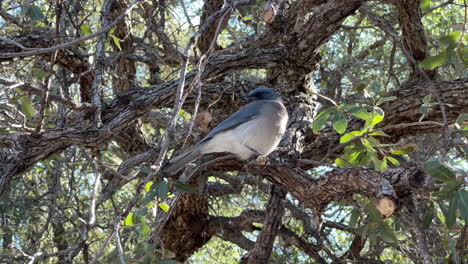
left=0, top=0, right=141, bottom=59
left=114, top=222, right=126, bottom=264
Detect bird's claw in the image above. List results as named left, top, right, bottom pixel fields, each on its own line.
left=256, top=155, right=268, bottom=166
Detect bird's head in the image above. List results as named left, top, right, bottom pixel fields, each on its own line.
left=242, top=87, right=281, bottom=101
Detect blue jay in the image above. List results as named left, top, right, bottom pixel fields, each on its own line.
left=163, top=88, right=288, bottom=175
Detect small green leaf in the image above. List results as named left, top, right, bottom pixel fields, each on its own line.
left=157, top=181, right=169, bottom=199
left=378, top=224, right=397, bottom=244
left=365, top=202, right=384, bottom=223
left=455, top=113, right=468, bottom=126
left=33, top=68, right=47, bottom=81
left=376, top=96, right=397, bottom=106
left=420, top=105, right=430, bottom=115
left=335, top=157, right=349, bottom=168
left=139, top=224, right=151, bottom=239
left=145, top=181, right=153, bottom=192
left=20, top=4, right=30, bottom=16
left=435, top=181, right=463, bottom=200
left=420, top=0, right=431, bottom=12
left=422, top=94, right=432, bottom=104
left=456, top=189, right=468, bottom=222
left=440, top=31, right=461, bottom=49
left=28, top=5, right=45, bottom=23
left=312, top=108, right=332, bottom=133
left=354, top=84, right=366, bottom=91
left=446, top=194, right=459, bottom=228
left=159, top=203, right=170, bottom=212
left=174, top=181, right=197, bottom=193
left=110, top=34, right=122, bottom=50
left=124, top=212, right=134, bottom=226
left=135, top=208, right=148, bottom=217
left=385, top=156, right=400, bottom=166
left=349, top=209, right=361, bottom=228
left=81, top=24, right=92, bottom=35
left=141, top=167, right=152, bottom=175
left=347, top=106, right=371, bottom=120
left=340, top=131, right=359, bottom=143
left=391, top=145, right=417, bottom=155
left=420, top=51, right=448, bottom=70
left=332, top=109, right=347, bottom=134
left=422, top=203, right=435, bottom=229
left=423, top=161, right=456, bottom=183
left=142, top=186, right=158, bottom=204
left=20, top=97, right=36, bottom=120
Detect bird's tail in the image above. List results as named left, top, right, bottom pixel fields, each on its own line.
left=163, top=146, right=202, bottom=175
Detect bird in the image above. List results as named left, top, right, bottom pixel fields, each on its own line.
left=163, top=87, right=289, bottom=175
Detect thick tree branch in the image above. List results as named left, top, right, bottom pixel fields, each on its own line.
left=240, top=185, right=286, bottom=264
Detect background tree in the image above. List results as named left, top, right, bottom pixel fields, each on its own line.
left=0, top=0, right=467, bottom=263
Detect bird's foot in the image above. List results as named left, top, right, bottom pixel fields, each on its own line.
left=256, top=155, right=268, bottom=166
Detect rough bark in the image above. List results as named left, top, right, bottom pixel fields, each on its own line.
left=240, top=185, right=286, bottom=264
left=394, top=0, right=435, bottom=80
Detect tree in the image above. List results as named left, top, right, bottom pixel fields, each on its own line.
left=0, top=0, right=467, bottom=263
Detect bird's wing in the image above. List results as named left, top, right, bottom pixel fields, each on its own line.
left=197, top=101, right=266, bottom=145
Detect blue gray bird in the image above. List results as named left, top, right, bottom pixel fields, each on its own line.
left=163, top=88, right=288, bottom=175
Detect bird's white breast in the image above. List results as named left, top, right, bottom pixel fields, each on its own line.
left=200, top=101, right=288, bottom=160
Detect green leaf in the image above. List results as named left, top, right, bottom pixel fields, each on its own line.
left=349, top=209, right=361, bottom=228
left=375, top=158, right=387, bottom=172
left=455, top=113, right=468, bottom=126
left=139, top=224, right=151, bottom=239
left=81, top=24, right=92, bottom=35
left=365, top=202, right=384, bottom=223
left=135, top=208, right=148, bottom=217
left=446, top=194, right=459, bottom=228
left=423, top=161, right=456, bottom=183
left=347, top=106, right=371, bottom=120
left=367, top=107, right=384, bottom=129
left=159, top=203, right=170, bottom=212
left=157, top=181, right=169, bottom=199
left=335, top=157, right=349, bottom=168
left=378, top=224, right=397, bottom=244
left=420, top=51, right=448, bottom=70
left=435, top=181, right=463, bottom=200
left=110, top=34, right=122, bottom=50
left=440, top=31, right=461, bottom=49
left=422, top=202, right=435, bottom=229
left=312, top=108, right=332, bottom=133
left=124, top=212, right=134, bottom=226
left=376, top=96, right=397, bottom=106
left=33, top=68, right=47, bottom=81
left=391, top=145, right=417, bottom=155
left=354, top=84, right=366, bottom=91
left=456, top=189, right=468, bottom=223
left=20, top=97, right=36, bottom=120
left=420, top=0, right=431, bottom=12
left=141, top=167, right=152, bottom=175
left=332, top=109, right=347, bottom=134
left=28, top=5, right=45, bottom=23
left=340, top=131, right=359, bottom=144
left=449, top=237, right=461, bottom=264
left=174, top=181, right=197, bottom=193
left=420, top=105, right=430, bottom=115
left=142, top=186, right=158, bottom=204
left=20, top=4, right=30, bottom=16
left=369, top=130, right=390, bottom=137
left=422, top=94, right=432, bottom=104
left=385, top=156, right=400, bottom=166
left=145, top=181, right=153, bottom=192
